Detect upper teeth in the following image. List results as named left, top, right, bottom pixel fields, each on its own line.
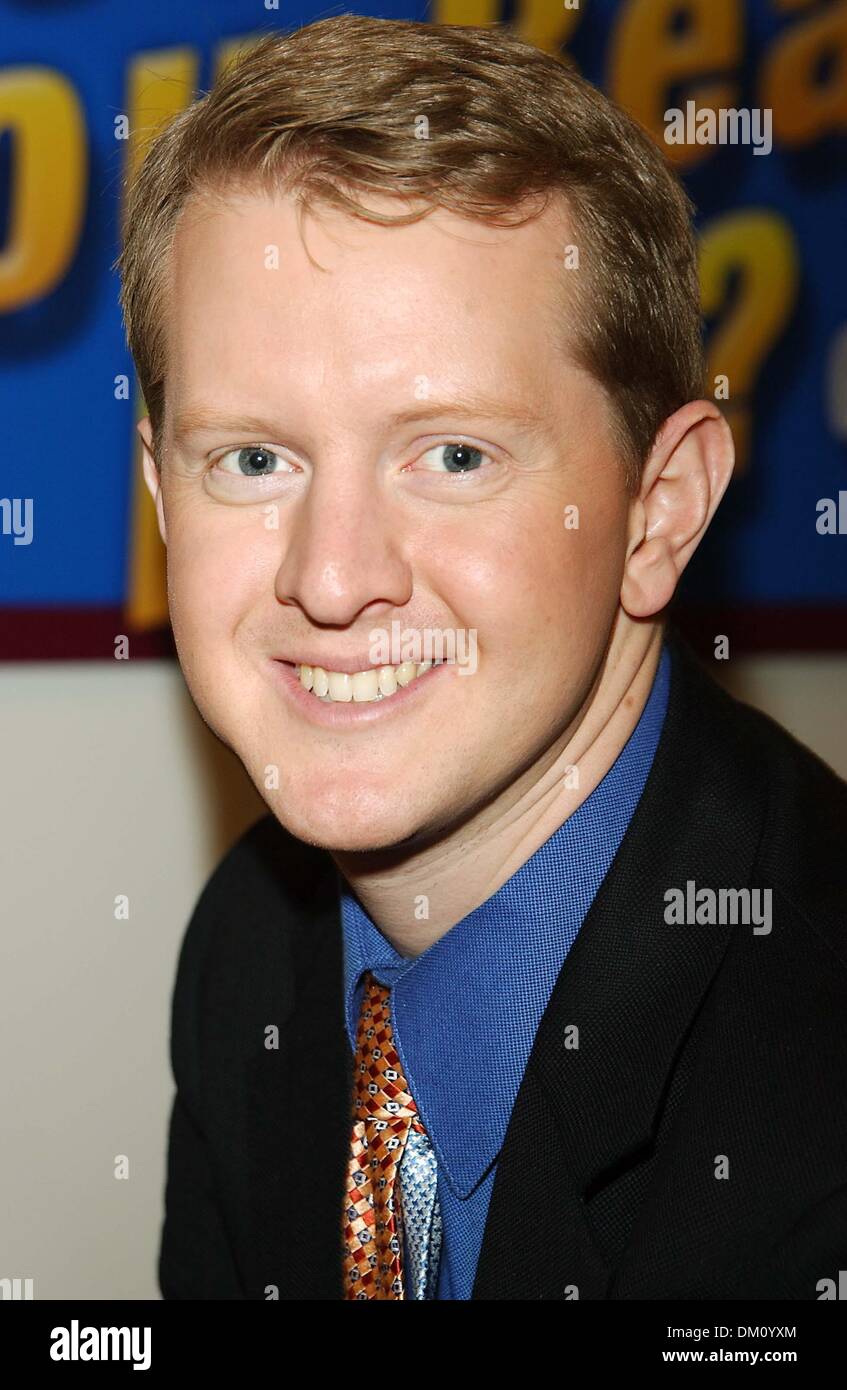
left=295, top=659, right=447, bottom=702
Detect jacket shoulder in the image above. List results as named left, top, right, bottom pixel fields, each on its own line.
left=678, top=642, right=847, bottom=970
left=167, top=815, right=338, bottom=1108
left=191, top=812, right=333, bottom=922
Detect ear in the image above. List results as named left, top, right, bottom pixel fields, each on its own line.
left=137, top=416, right=167, bottom=546
left=621, top=400, right=735, bottom=619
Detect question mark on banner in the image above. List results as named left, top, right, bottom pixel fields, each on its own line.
left=826, top=323, right=847, bottom=444
left=699, top=210, right=799, bottom=475
left=513, top=0, right=584, bottom=56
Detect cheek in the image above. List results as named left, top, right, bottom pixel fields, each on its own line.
left=165, top=511, right=268, bottom=651
left=441, top=501, right=628, bottom=676
left=458, top=521, right=619, bottom=618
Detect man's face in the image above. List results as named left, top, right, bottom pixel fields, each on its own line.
left=148, top=187, right=633, bottom=852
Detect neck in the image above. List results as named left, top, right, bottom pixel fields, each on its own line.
left=331, top=615, right=664, bottom=956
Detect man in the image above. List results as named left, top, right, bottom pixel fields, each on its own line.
left=117, top=15, right=847, bottom=1299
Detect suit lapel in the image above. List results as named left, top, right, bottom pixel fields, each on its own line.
left=246, top=853, right=352, bottom=1300
left=472, top=634, right=768, bottom=1298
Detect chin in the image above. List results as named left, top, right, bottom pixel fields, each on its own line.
left=263, top=787, right=428, bottom=855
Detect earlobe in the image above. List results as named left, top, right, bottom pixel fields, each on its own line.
left=137, top=417, right=167, bottom=546
left=621, top=533, right=677, bottom=619
left=620, top=401, right=735, bottom=620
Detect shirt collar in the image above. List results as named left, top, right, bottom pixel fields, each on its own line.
left=337, top=643, right=671, bottom=1198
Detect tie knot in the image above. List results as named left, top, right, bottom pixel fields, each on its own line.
left=352, top=971, right=422, bottom=1126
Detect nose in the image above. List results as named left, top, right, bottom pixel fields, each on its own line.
left=273, top=452, right=412, bottom=626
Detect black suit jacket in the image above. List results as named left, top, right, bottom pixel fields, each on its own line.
left=158, top=632, right=847, bottom=1299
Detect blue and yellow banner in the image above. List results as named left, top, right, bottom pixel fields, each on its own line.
left=0, top=0, right=845, bottom=656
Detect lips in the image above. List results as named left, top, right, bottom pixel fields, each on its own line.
left=269, top=655, right=451, bottom=726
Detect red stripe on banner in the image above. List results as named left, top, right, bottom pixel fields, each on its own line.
left=673, top=605, right=847, bottom=654
left=0, top=608, right=176, bottom=661
left=0, top=605, right=844, bottom=662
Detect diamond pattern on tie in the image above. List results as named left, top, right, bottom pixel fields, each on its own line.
left=343, top=970, right=437, bottom=1299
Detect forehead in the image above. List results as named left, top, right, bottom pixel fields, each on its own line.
left=163, top=184, right=582, bottom=420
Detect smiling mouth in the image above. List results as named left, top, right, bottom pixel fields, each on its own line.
left=291, top=658, right=452, bottom=703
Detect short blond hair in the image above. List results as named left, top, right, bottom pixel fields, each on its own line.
left=116, top=14, right=705, bottom=489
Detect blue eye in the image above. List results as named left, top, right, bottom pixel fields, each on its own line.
left=218, top=446, right=286, bottom=476
left=421, top=443, right=487, bottom=474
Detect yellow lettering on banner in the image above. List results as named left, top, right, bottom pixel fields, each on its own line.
left=431, top=0, right=498, bottom=24
left=125, top=48, right=198, bottom=631
left=514, top=0, right=583, bottom=58
left=608, top=0, right=741, bottom=169
left=761, top=2, right=847, bottom=146
left=700, top=211, right=798, bottom=475
left=126, top=48, right=198, bottom=192
left=214, top=32, right=266, bottom=81
left=0, top=68, right=85, bottom=311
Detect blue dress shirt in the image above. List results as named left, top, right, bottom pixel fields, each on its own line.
left=337, top=643, right=671, bottom=1299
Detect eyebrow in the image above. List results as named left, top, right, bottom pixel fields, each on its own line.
left=171, top=395, right=549, bottom=444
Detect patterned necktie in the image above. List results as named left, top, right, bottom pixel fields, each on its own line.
left=343, top=970, right=442, bottom=1299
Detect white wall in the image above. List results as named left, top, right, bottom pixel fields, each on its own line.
left=0, top=662, right=264, bottom=1300
left=0, top=654, right=844, bottom=1298
left=716, top=655, right=847, bottom=779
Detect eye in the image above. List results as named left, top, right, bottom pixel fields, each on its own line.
left=417, top=442, right=491, bottom=475
left=216, top=446, right=292, bottom=477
